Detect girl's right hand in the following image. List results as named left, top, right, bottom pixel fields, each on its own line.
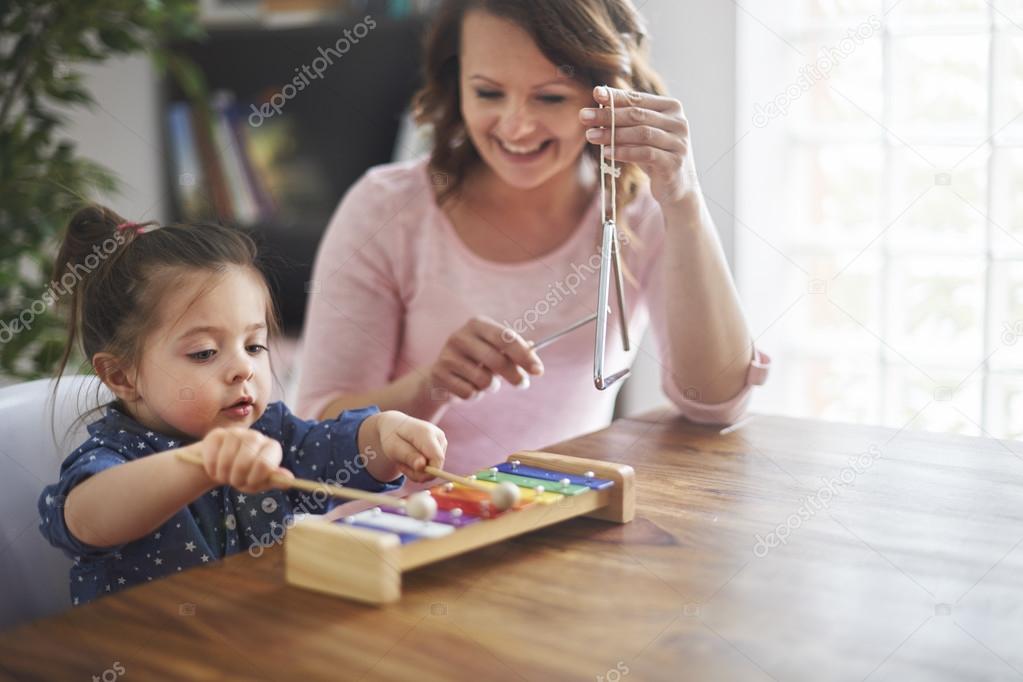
left=195, top=427, right=295, bottom=493
left=427, top=315, right=544, bottom=401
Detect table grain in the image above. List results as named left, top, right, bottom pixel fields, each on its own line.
left=2, top=411, right=1021, bottom=681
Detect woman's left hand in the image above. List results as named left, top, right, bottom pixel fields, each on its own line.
left=580, top=86, right=698, bottom=208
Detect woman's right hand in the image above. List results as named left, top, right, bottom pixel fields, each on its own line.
left=194, top=427, right=295, bottom=493
left=427, top=315, right=544, bottom=401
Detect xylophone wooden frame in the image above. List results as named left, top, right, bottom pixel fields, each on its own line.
left=284, top=450, right=635, bottom=604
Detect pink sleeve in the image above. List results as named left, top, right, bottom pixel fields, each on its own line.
left=293, top=173, right=405, bottom=420
left=638, top=211, right=770, bottom=427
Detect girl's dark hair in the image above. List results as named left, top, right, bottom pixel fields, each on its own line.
left=51, top=205, right=281, bottom=417
left=412, top=0, right=666, bottom=235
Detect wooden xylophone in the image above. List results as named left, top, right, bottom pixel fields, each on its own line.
left=284, top=451, right=635, bottom=604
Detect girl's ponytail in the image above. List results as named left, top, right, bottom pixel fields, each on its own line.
left=53, top=207, right=127, bottom=382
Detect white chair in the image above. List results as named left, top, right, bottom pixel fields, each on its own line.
left=0, top=375, right=111, bottom=630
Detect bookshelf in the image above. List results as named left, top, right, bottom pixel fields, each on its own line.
left=161, top=2, right=434, bottom=333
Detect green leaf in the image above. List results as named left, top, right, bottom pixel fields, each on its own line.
left=1, top=0, right=202, bottom=377
left=97, top=27, right=140, bottom=52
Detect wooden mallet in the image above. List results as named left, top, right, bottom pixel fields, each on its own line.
left=423, top=465, right=521, bottom=511
left=174, top=449, right=438, bottom=521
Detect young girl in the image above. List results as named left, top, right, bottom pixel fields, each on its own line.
left=38, top=205, right=447, bottom=606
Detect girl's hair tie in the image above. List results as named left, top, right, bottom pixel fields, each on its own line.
left=116, top=221, right=146, bottom=235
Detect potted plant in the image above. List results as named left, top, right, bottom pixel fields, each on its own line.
left=0, top=0, right=203, bottom=380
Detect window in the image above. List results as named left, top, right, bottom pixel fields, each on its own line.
left=736, top=0, right=1022, bottom=439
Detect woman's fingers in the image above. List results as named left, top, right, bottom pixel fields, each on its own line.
left=438, top=371, right=479, bottom=401
left=579, top=105, right=686, bottom=134
left=602, top=144, right=681, bottom=170
left=469, top=317, right=543, bottom=375
left=452, top=333, right=525, bottom=386
left=440, top=351, right=493, bottom=391
left=585, top=124, right=686, bottom=154
left=592, top=85, right=683, bottom=114
left=431, top=316, right=543, bottom=405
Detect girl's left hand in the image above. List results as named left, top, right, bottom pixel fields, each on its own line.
left=374, top=410, right=447, bottom=483
left=580, top=86, right=698, bottom=208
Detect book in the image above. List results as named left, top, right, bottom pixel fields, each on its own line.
left=211, top=92, right=261, bottom=225
left=166, top=102, right=207, bottom=221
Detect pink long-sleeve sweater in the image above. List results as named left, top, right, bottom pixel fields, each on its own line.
left=295, top=158, right=769, bottom=475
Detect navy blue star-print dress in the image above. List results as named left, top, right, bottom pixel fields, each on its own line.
left=38, top=401, right=402, bottom=606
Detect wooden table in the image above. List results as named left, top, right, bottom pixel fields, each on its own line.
left=2, top=410, right=1022, bottom=681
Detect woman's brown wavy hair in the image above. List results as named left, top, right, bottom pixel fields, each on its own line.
left=412, top=0, right=666, bottom=234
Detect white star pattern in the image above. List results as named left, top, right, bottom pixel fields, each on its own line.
left=49, top=403, right=369, bottom=603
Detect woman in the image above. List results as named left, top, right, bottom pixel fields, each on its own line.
left=295, top=0, right=769, bottom=473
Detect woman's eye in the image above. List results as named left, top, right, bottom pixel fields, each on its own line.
left=247, top=344, right=269, bottom=355
left=475, top=89, right=502, bottom=100
left=538, top=94, right=566, bottom=104
left=188, top=349, right=216, bottom=361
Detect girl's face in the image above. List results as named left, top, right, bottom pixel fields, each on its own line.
left=458, top=10, right=592, bottom=191
left=125, top=266, right=273, bottom=441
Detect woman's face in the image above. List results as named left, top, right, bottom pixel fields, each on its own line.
left=458, top=9, right=592, bottom=191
